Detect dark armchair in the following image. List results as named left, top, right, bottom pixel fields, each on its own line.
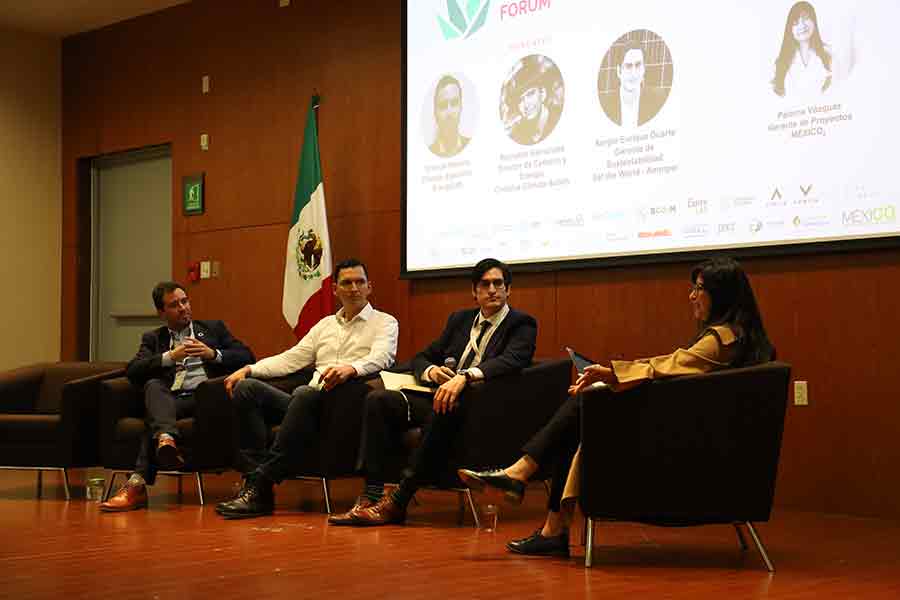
left=382, top=358, right=573, bottom=525
left=98, top=375, right=234, bottom=504
left=0, top=361, right=125, bottom=499
left=579, top=361, right=791, bottom=571
left=253, top=368, right=382, bottom=513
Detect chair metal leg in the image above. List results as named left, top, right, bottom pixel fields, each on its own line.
left=195, top=473, right=206, bottom=505
left=36, top=470, right=43, bottom=499
left=580, top=517, right=587, bottom=546
left=464, top=488, right=480, bottom=529
left=745, top=521, right=775, bottom=573
left=733, top=522, right=749, bottom=551
left=321, top=478, right=332, bottom=514
left=61, top=468, right=71, bottom=501
left=103, top=471, right=119, bottom=501
left=585, top=517, right=595, bottom=567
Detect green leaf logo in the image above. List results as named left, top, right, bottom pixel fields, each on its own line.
left=437, top=0, right=490, bottom=40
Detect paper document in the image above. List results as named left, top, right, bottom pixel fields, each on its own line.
left=380, top=371, right=435, bottom=394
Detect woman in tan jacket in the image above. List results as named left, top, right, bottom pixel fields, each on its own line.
left=459, top=257, right=774, bottom=558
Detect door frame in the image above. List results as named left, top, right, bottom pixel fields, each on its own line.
left=88, top=144, right=172, bottom=360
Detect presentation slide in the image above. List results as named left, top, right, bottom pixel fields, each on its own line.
left=403, top=0, right=900, bottom=274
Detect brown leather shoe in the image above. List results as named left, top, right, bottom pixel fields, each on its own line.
left=156, top=436, right=184, bottom=471
left=327, top=496, right=373, bottom=526
left=99, top=483, right=148, bottom=512
left=349, top=494, right=406, bottom=526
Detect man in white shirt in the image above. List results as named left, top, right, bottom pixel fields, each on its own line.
left=216, top=258, right=398, bottom=519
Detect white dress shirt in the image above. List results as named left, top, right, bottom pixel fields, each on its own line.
left=249, top=303, right=398, bottom=379
left=160, top=321, right=222, bottom=391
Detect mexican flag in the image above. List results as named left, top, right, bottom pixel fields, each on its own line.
left=282, top=95, right=333, bottom=338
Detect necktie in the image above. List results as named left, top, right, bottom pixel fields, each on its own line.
left=460, top=320, right=492, bottom=370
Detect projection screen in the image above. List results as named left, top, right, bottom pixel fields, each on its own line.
left=403, top=0, right=900, bottom=275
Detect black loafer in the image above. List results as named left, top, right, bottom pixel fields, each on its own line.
left=457, top=468, right=526, bottom=505
left=507, top=529, right=570, bottom=557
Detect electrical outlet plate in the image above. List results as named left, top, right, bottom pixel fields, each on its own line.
left=200, top=261, right=211, bottom=279
left=211, top=261, right=221, bottom=278
left=200, top=133, right=209, bottom=151
left=202, top=75, right=210, bottom=94
left=794, top=380, right=808, bottom=406
left=279, top=0, right=290, bottom=7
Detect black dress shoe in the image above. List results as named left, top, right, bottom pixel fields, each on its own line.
left=457, top=468, right=526, bottom=505
left=217, top=480, right=274, bottom=519
left=507, top=529, right=570, bottom=557
left=216, top=477, right=252, bottom=514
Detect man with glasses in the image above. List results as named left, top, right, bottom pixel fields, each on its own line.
left=215, top=258, right=398, bottom=519
left=330, top=258, right=537, bottom=526
left=100, top=281, right=255, bottom=511
left=601, top=40, right=666, bottom=128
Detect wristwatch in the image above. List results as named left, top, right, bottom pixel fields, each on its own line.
left=458, top=369, right=474, bottom=382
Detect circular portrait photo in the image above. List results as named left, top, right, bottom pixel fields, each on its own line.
left=499, top=54, right=565, bottom=146
left=421, top=73, right=479, bottom=159
left=597, top=30, right=673, bottom=128
left=771, top=2, right=833, bottom=98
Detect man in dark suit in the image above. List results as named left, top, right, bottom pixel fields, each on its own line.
left=599, top=40, right=668, bottom=128
left=100, top=281, right=254, bottom=511
left=330, top=258, right=537, bottom=526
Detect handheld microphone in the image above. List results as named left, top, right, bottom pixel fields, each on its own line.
left=444, top=357, right=457, bottom=372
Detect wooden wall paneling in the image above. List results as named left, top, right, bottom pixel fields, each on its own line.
left=750, top=250, right=900, bottom=518
left=59, top=249, right=81, bottom=360
left=92, top=16, right=183, bottom=154
left=184, top=224, right=297, bottom=361
left=185, top=1, right=307, bottom=233
left=503, top=271, right=559, bottom=360
left=557, top=264, right=695, bottom=364
left=172, top=231, right=189, bottom=291
left=408, top=278, right=474, bottom=354
left=315, top=3, right=402, bottom=218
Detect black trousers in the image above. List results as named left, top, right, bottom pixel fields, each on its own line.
left=135, top=378, right=195, bottom=485
left=359, top=389, right=433, bottom=486
left=235, top=378, right=372, bottom=484
left=521, top=393, right=582, bottom=512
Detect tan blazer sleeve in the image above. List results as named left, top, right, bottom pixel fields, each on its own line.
left=610, top=325, right=739, bottom=385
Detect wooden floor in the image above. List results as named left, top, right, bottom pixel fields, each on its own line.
left=1, top=470, right=899, bottom=600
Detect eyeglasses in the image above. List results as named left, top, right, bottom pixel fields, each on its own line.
left=476, top=278, right=506, bottom=291
left=689, top=282, right=706, bottom=295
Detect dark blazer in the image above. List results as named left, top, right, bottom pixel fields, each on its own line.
left=126, top=319, right=255, bottom=387
left=601, top=85, right=667, bottom=127
left=412, top=307, right=537, bottom=382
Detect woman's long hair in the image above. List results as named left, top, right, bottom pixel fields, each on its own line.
left=691, top=257, right=774, bottom=366
left=772, top=1, right=831, bottom=96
